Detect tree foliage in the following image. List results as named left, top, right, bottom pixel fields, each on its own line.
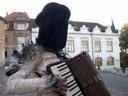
left=120, top=52, right=128, bottom=73
left=119, top=23, right=128, bottom=51
left=120, top=52, right=128, bottom=67
left=119, top=23, right=128, bottom=70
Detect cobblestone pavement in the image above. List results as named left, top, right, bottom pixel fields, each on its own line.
left=0, top=67, right=8, bottom=95
left=99, top=71, right=128, bottom=96
left=0, top=67, right=128, bottom=96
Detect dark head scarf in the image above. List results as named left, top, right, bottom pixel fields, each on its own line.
left=35, top=2, right=71, bottom=52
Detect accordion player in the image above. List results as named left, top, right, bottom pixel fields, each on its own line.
left=46, top=51, right=111, bottom=96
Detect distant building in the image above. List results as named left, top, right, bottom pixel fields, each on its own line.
left=0, top=16, right=6, bottom=67
left=5, top=12, right=32, bottom=56
left=31, top=19, right=38, bottom=43
left=31, top=19, right=120, bottom=70
left=67, top=21, right=120, bottom=70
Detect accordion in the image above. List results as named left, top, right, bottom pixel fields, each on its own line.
left=46, top=51, right=111, bottom=96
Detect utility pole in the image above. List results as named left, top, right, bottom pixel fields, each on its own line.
left=90, top=31, right=94, bottom=62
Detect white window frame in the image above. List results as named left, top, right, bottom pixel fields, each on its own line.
left=16, top=23, right=27, bottom=30
left=66, top=39, right=75, bottom=53
left=81, top=40, right=89, bottom=52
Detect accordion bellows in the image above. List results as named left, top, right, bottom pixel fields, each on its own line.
left=47, top=51, right=111, bottom=96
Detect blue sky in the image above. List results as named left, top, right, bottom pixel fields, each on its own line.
left=1, top=0, right=128, bottom=29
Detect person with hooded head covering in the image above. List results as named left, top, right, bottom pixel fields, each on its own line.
left=35, top=2, right=70, bottom=59
left=5, top=2, right=71, bottom=96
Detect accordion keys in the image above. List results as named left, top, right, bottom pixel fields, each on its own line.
left=47, top=52, right=111, bottom=96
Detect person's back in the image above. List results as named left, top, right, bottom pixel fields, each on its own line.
left=5, top=2, right=71, bottom=96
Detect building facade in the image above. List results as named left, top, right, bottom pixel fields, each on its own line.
left=31, top=20, right=120, bottom=70
left=67, top=21, right=120, bottom=70
left=0, top=16, right=6, bottom=67
left=5, top=12, right=32, bottom=56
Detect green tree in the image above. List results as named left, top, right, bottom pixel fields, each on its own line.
left=119, top=23, right=128, bottom=73
left=120, top=52, right=128, bottom=73
left=120, top=24, right=128, bottom=52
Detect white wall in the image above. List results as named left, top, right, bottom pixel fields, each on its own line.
left=32, top=28, right=39, bottom=43
left=31, top=24, right=120, bottom=70
left=67, top=25, right=120, bottom=69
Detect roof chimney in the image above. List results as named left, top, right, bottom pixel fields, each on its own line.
left=6, top=12, right=8, bottom=16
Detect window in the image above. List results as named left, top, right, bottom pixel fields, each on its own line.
left=5, top=37, right=7, bottom=42
left=107, top=41, right=113, bottom=52
left=66, top=40, right=75, bottom=53
left=4, top=24, right=8, bottom=30
left=16, top=23, right=28, bottom=30
left=94, top=57, right=102, bottom=66
left=94, top=41, right=101, bottom=52
left=81, top=40, right=88, bottom=51
left=107, top=57, right=114, bottom=65
left=17, top=37, right=26, bottom=44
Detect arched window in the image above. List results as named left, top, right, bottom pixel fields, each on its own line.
left=107, top=57, right=114, bottom=65
left=94, top=57, right=102, bottom=66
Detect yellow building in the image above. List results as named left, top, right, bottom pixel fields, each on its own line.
left=0, top=16, right=6, bottom=67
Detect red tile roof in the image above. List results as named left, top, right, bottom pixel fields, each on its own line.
left=5, top=12, right=30, bottom=22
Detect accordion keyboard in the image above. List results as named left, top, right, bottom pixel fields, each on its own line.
left=47, top=52, right=111, bottom=96
left=50, top=62, right=83, bottom=96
